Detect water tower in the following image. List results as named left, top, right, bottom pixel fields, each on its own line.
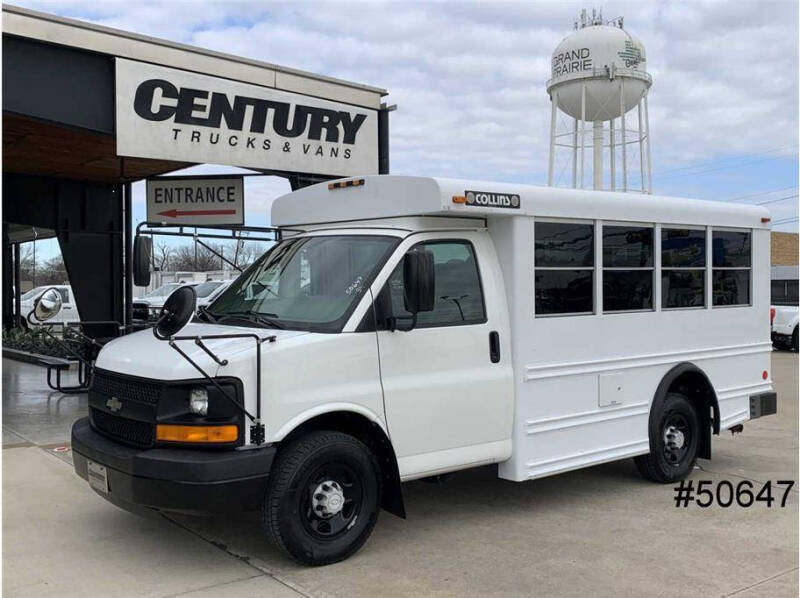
left=547, top=9, right=652, bottom=193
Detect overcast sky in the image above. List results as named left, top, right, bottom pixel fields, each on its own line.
left=16, top=0, right=799, bottom=262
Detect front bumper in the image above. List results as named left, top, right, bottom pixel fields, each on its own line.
left=71, top=417, right=276, bottom=515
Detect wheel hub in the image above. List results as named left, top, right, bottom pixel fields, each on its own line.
left=311, top=480, right=345, bottom=518
left=664, top=425, right=685, bottom=450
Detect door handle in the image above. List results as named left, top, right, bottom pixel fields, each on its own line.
left=489, top=330, right=500, bottom=363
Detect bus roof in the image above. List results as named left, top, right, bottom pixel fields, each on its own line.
left=271, top=175, right=771, bottom=230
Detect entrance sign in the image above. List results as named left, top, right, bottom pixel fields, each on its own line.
left=146, top=175, right=245, bottom=225
left=116, top=59, right=379, bottom=176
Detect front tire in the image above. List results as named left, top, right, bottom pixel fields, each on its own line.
left=635, top=392, right=699, bottom=483
left=793, top=327, right=798, bottom=351
left=263, top=430, right=381, bottom=566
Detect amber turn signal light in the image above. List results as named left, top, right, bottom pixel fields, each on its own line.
left=156, top=424, right=238, bottom=443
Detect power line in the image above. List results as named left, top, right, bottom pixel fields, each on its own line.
left=630, top=144, right=798, bottom=182
left=651, top=153, right=797, bottom=182
left=725, top=186, right=798, bottom=202
left=772, top=217, right=799, bottom=225
left=757, top=194, right=798, bottom=205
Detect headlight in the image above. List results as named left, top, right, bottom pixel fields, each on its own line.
left=189, top=387, right=209, bottom=415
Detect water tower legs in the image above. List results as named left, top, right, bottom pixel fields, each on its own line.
left=548, top=91, right=558, bottom=186
left=579, top=83, right=586, bottom=188
left=572, top=118, right=578, bottom=187
left=638, top=100, right=646, bottom=193
left=620, top=77, right=627, bottom=192
left=593, top=121, right=603, bottom=190
left=610, top=119, right=616, bottom=190
left=546, top=81, right=651, bottom=194
left=644, top=92, right=652, bottom=194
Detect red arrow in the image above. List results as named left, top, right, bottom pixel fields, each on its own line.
left=157, top=208, right=237, bottom=218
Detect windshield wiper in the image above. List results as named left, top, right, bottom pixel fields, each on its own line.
left=197, top=306, right=217, bottom=323
left=216, top=311, right=285, bottom=329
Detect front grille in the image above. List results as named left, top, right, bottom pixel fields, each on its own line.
left=91, top=408, right=154, bottom=447
left=91, top=370, right=163, bottom=405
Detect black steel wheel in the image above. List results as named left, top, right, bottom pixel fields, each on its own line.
left=300, top=461, right=363, bottom=540
left=661, top=411, right=692, bottom=466
left=635, top=392, right=700, bottom=483
left=263, top=430, right=381, bottom=566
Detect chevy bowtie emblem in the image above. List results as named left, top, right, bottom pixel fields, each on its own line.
left=106, top=397, right=123, bottom=413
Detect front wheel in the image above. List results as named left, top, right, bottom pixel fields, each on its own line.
left=635, top=392, right=700, bottom=483
left=793, top=327, right=798, bottom=351
left=262, top=430, right=381, bottom=566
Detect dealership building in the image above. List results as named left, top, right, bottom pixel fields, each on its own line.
left=2, top=4, right=391, bottom=332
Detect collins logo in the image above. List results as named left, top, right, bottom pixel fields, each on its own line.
left=465, top=190, right=520, bottom=209
left=106, top=397, right=123, bottom=413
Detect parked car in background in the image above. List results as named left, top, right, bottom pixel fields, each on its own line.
left=194, top=280, right=233, bottom=310
left=132, top=280, right=233, bottom=327
left=132, top=282, right=190, bottom=326
left=771, top=277, right=798, bottom=351
left=20, top=285, right=80, bottom=326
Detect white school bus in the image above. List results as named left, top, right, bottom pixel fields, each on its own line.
left=71, top=175, right=777, bottom=565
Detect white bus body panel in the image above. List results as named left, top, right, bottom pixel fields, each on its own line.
left=491, top=218, right=772, bottom=482
left=274, top=176, right=773, bottom=483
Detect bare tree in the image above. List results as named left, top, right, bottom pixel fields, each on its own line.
left=232, top=241, right=268, bottom=268
left=153, top=242, right=174, bottom=272
left=38, top=255, right=68, bottom=285
left=18, top=244, right=36, bottom=283
left=172, top=243, right=226, bottom=272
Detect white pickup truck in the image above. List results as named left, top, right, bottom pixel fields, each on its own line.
left=770, top=274, right=798, bottom=350
left=70, top=176, right=776, bottom=566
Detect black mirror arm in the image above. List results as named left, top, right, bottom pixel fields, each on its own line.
left=33, top=323, right=94, bottom=372
left=392, top=314, right=417, bottom=332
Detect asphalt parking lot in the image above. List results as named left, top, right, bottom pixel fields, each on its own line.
left=3, top=352, right=797, bottom=597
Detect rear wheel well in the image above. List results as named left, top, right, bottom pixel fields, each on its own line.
left=653, top=363, right=719, bottom=460
left=279, top=412, right=405, bottom=519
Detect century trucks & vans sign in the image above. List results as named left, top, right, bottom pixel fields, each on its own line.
left=115, top=59, right=379, bottom=176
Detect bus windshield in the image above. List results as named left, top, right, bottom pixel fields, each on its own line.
left=208, top=235, right=398, bottom=332
left=194, top=281, right=225, bottom=298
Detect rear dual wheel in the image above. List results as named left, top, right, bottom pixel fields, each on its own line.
left=262, top=431, right=381, bottom=566
left=635, top=392, right=700, bottom=483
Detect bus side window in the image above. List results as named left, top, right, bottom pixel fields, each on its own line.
left=661, top=228, right=706, bottom=309
left=712, top=230, right=751, bottom=306
left=534, top=221, right=594, bottom=316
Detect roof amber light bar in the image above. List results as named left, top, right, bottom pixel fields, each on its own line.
left=156, top=424, right=238, bottom=444
left=328, top=178, right=365, bottom=190
left=452, top=195, right=467, bottom=204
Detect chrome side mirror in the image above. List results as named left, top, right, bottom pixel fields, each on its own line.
left=32, top=287, right=63, bottom=322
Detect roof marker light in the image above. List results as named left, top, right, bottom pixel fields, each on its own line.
left=328, top=179, right=365, bottom=190
left=452, top=195, right=467, bottom=204
left=761, top=217, right=771, bottom=223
